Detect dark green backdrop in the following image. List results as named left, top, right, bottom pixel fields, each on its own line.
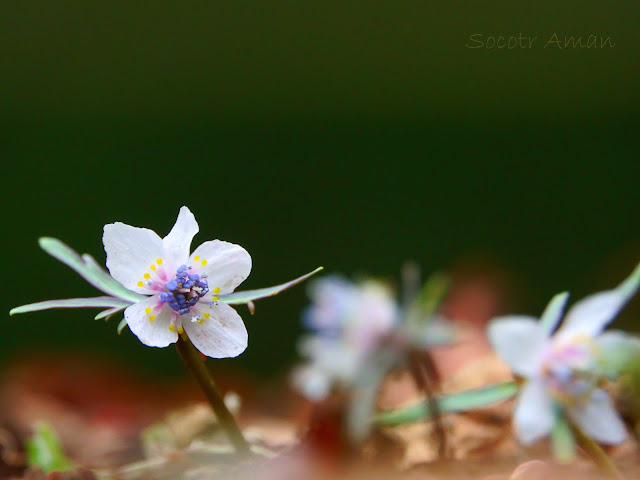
left=2, top=2, right=638, bottom=378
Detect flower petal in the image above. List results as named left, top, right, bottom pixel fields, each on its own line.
left=183, top=303, right=247, bottom=358
left=568, top=389, right=627, bottom=444
left=124, top=296, right=178, bottom=348
left=557, top=263, right=640, bottom=341
left=556, top=291, right=627, bottom=341
left=103, top=222, right=163, bottom=294
left=514, top=378, right=555, bottom=445
left=487, top=316, right=548, bottom=377
left=162, top=207, right=199, bottom=272
left=190, top=240, right=252, bottom=294
left=303, top=275, right=357, bottom=331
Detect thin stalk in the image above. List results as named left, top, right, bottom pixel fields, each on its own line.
left=408, top=351, right=447, bottom=458
left=568, top=418, right=624, bottom=479
left=175, top=333, right=251, bottom=457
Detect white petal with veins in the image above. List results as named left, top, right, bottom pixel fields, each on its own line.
left=124, top=296, right=178, bottom=347
left=162, top=206, right=199, bottom=273
left=103, top=222, right=163, bottom=294
left=183, top=303, right=248, bottom=358
left=190, top=240, right=252, bottom=294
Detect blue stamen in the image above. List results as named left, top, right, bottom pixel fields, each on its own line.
left=159, top=267, right=212, bottom=315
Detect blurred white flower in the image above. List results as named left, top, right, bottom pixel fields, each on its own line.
left=488, top=263, right=640, bottom=445
left=293, top=276, right=399, bottom=400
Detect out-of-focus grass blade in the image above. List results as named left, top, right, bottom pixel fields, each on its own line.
left=26, top=422, right=75, bottom=474
left=10, top=297, right=132, bottom=316
left=551, top=410, right=576, bottom=463
left=218, top=267, right=323, bottom=305
left=374, top=381, right=518, bottom=426
left=39, top=237, right=143, bottom=303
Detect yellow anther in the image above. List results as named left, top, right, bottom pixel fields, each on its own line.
left=201, top=260, right=208, bottom=266
left=145, top=307, right=151, bottom=314
left=149, top=315, right=156, bottom=322
left=150, top=264, right=156, bottom=271
left=168, top=324, right=175, bottom=332
left=212, top=296, right=219, bottom=301
left=156, top=258, right=163, bottom=265
left=213, top=287, right=221, bottom=294
left=177, top=326, right=184, bottom=334
left=144, top=273, right=151, bottom=279
left=203, top=313, right=210, bottom=319
left=194, top=255, right=200, bottom=261
left=198, top=319, right=204, bottom=325
left=137, top=281, right=144, bottom=287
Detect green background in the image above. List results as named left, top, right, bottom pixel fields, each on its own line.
left=2, top=2, right=638, bottom=378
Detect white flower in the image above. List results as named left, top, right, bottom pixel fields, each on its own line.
left=103, top=206, right=251, bottom=358
left=488, top=263, right=640, bottom=446
left=293, top=276, right=399, bottom=400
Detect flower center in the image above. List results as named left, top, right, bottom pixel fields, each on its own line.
left=159, top=264, right=209, bottom=315
left=540, top=335, right=600, bottom=407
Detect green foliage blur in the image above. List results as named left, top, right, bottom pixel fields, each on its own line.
left=1, top=2, right=638, bottom=379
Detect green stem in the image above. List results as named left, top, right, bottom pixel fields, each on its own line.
left=175, top=333, right=251, bottom=457
left=568, top=418, right=624, bottom=479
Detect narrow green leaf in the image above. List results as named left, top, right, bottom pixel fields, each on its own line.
left=551, top=409, right=576, bottom=463
left=218, top=267, right=323, bottom=305
left=38, top=237, right=144, bottom=303
left=26, top=422, right=75, bottom=473
left=374, top=381, right=518, bottom=426
left=95, top=306, right=126, bottom=321
left=117, top=318, right=129, bottom=335
left=539, top=291, right=569, bottom=335
left=10, top=297, right=133, bottom=316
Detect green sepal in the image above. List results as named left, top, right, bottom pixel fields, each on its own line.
left=38, top=237, right=143, bottom=303
left=95, top=306, right=125, bottom=321
left=617, top=261, right=640, bottom=300
left=596, top=331, right=640, bottom=380
left=217, top=267, right=323, bottom=305
left=117, top=318, right=129, bottom=335
left=539, top=291, right=569, bottom=335
left=10, top=297, right=132, bottom=316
